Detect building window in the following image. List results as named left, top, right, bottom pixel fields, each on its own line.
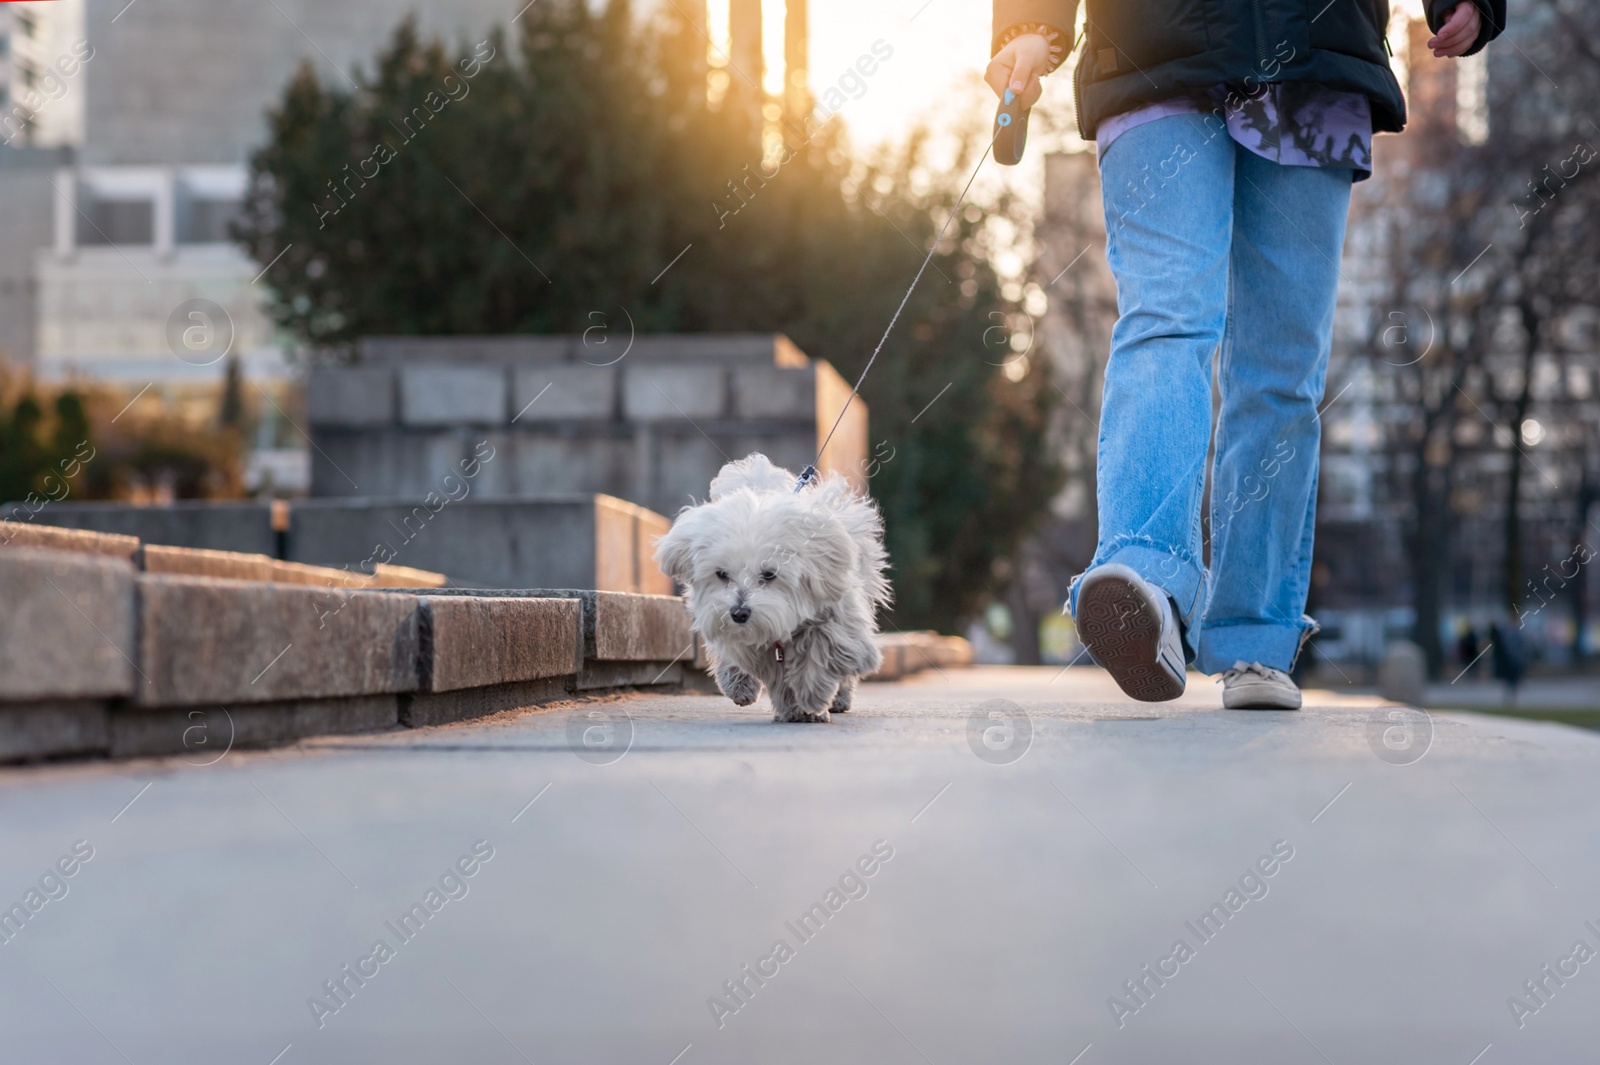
left=16, top=13, right=35, bottom=39
left=178, top=197, right=243, bottom=244
left=80, top=197, right=155, bottom=245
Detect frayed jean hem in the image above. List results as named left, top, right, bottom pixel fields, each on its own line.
left=1196, top=617, right=1318, bottom=675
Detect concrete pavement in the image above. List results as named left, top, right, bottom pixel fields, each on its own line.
left=2, top=667, right=1597, bottom=1063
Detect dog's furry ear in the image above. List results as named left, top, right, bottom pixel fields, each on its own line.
left=794, top=513, right=859, bottom=604
left=798, top=475, right=892, bottom=611
left=653, top=509, right=703, bottom=583
left=710, top=453, right=794, bottom=499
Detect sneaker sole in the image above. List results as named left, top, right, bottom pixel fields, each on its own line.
left=1223, top=685, right=1302, bottom=710
left=1076, top=572, right=1185, bottom=702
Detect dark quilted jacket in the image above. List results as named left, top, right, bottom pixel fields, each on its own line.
left=993, top=0, right=1506, bottom=137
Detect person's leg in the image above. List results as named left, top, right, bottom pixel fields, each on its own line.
left=1198, top=149, right=1352, bottom=675
left=1069, top=114, right=1235, bottom=657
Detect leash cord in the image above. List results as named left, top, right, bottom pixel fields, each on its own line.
left=795, top=125, right=1005, bottom=494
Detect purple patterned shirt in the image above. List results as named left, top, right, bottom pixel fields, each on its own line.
left=1098, top=82, right=1373, bottom=181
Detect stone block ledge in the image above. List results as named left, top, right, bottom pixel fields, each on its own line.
left=0, top=545, right=968, bottom=764
left=867, top=632, right=976, bottom=682
left=0, top=518, right=448, bottom=589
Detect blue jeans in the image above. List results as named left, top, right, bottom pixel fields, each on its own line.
left=1068, top=114, right=1352, bottom=674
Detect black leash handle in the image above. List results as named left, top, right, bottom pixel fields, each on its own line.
left=993, top=87, right=1030, bottom=166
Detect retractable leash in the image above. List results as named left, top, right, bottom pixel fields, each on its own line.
left=993, top=86, right=1031, bottom=166
left=792, top=92, right=1032, bottom=495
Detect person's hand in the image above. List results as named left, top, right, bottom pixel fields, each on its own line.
left=1427, top=1, right=1481, bottom=57
left=985, top=33, right=1050, bottom=110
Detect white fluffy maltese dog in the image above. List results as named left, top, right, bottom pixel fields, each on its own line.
left=654, top=454, right=891, bottom=722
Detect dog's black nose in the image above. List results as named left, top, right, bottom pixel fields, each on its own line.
left=729, top=605, right=751, bottom=624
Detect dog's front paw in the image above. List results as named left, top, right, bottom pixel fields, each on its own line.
left=716, top=663, right=761, bottom=707
left=774, top=706, right=831, bottom=724
left=828, top=677, right=857, bottom=714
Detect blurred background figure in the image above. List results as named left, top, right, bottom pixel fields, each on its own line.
left=1489, top=619, right=1526, bottom=706
left=1455, top=622, right=1481, bottom=679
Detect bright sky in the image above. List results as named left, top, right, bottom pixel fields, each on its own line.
left=799, top=0, right=995, bottom=148
left=696, top=0, right=1071, bottom=226
left=690, top=0, right=1432, bottom=281
left=696, top=1, right=1026, bottom=147
left=707, top=0, right=1431, bottom=153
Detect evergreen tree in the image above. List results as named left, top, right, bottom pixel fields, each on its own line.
left=0, top=394, right=45, bottom=504
left=51, top=391, right=91, bottom=458
left=0, top=386, right=94, bottom=505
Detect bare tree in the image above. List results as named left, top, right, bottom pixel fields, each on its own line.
left=1352, top=1, right=1600, bottom=675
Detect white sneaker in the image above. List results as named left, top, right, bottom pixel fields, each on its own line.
left=1220, top=661, right=1302, bottom=710
left=1074, top=563, right=1187, bottom=702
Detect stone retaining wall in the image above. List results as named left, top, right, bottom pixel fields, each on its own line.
left=14, top=493, right=672, bottom=594
left=0, top=525, right=697, bottom=763
left=308, top=334, right=871, bottom=515
left=288, top=495, right=672, bottom=594
left=0, top=524, right=969, bottom=763
left=3, top=501, right=280, bottom=554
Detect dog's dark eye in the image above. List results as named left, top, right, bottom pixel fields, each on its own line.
left=715, top=569, right=729, bottom=582
left=760, top=570, right=777, bottom=582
